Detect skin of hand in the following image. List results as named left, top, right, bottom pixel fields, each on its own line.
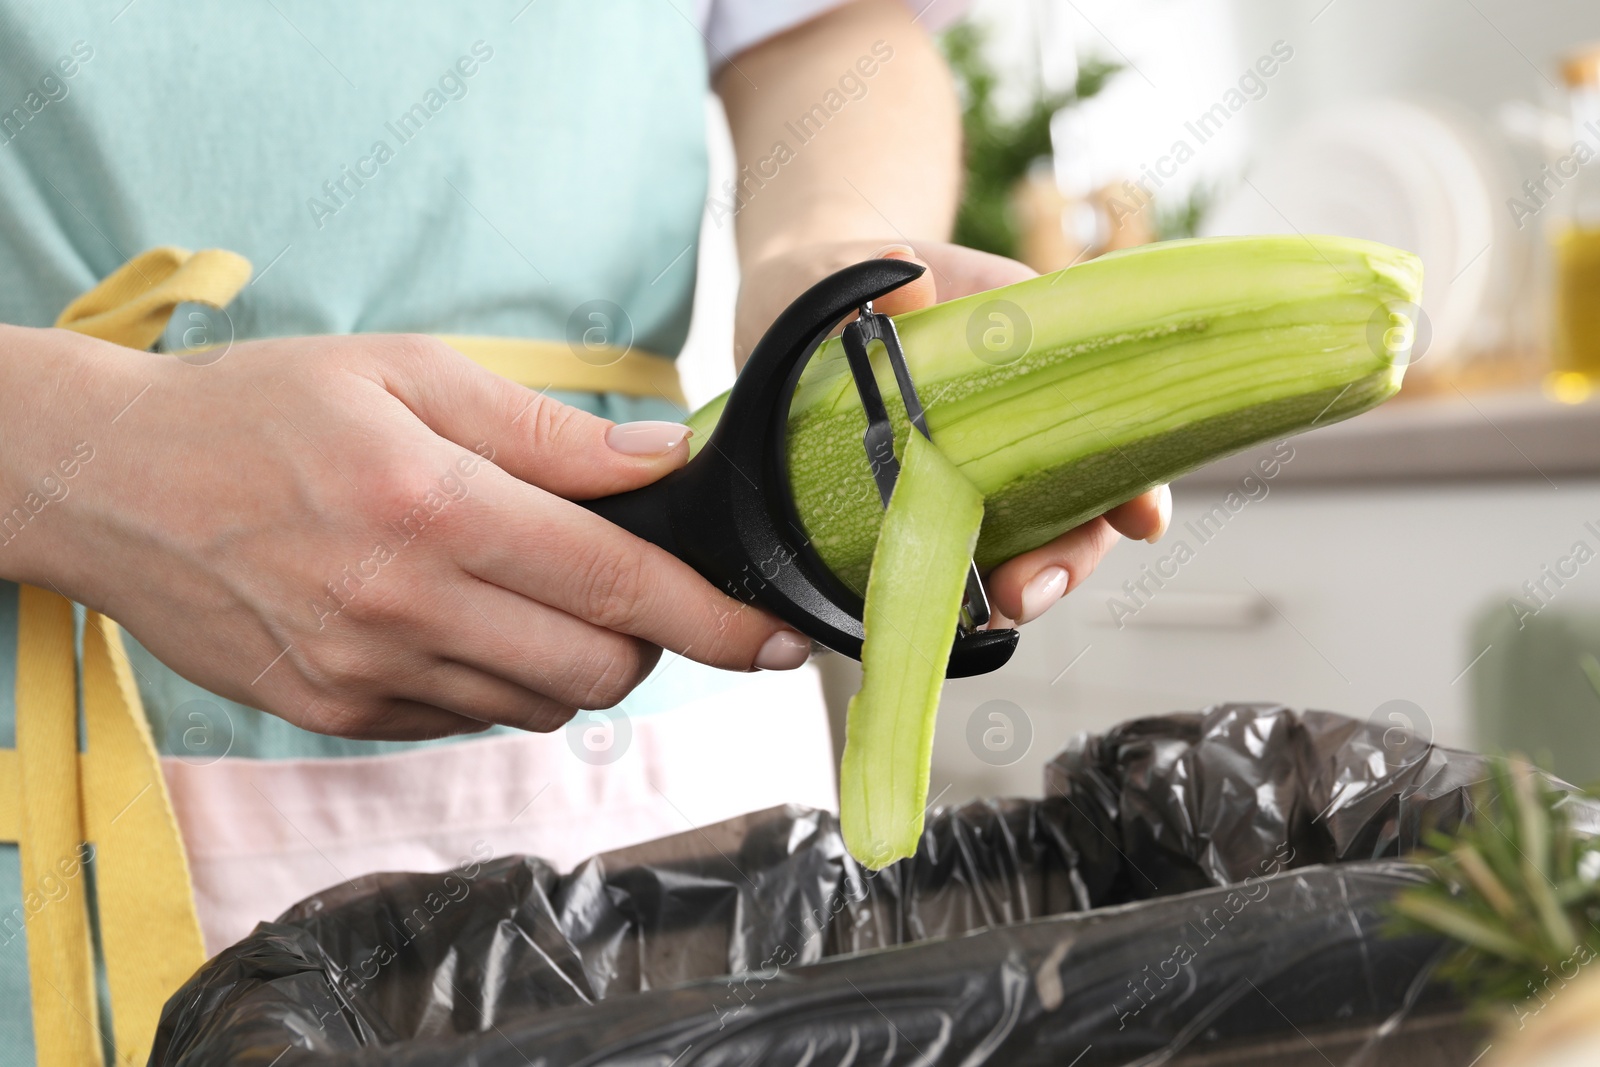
left=0, top=326, right=811, bottom=741
left=717, top=0, right=1170, bottom=630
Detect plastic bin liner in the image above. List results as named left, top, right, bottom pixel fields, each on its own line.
left=149, top=703, right=1593, bottom=1066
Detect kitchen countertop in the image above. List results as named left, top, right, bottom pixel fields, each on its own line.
left=1180, top=387, right=1600, bottom=489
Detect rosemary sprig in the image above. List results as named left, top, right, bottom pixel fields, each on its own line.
left=1391, top=756, right=1600, bottom=1011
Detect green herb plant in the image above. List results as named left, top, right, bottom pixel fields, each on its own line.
left=1392, top=756, right=1600, bottom=1013
left=940, top=22, right=1117, bottom=260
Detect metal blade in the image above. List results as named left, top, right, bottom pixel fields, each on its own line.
left=841, top=305, right=994, bottom=635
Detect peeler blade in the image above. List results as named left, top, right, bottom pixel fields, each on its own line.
left=840, top=305, right=993, bottom=634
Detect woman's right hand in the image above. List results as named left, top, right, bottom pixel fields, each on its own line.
left=0, top=326, right=811, bottom=740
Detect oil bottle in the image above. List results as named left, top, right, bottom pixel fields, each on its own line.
left=1551, top=45, right=1600, bottom=398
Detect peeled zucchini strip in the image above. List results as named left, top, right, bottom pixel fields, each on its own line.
left=838, top=431, right=984, bottom=869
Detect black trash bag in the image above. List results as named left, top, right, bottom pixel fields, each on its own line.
left=149, top=703, right=1590, bottom=1066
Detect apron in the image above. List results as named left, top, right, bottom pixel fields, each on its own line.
left=0, top=4, right=837, bottom=1063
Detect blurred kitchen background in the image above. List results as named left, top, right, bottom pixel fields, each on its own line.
left=674, top=0, right=1600, bottom=801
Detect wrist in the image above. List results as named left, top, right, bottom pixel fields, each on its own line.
left=0, top=325, right=155, bottom=589
left=741, top=226, right=927, bottom=278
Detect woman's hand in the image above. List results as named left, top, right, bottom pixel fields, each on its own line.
left=734, top=239, right=1172, bottom=627
left=718, top=0, right=1166, bottom=630
left=0, top=326, right=811, bottom=740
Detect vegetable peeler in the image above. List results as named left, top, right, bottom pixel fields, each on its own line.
left=580, top=258, right=1018, bottom=678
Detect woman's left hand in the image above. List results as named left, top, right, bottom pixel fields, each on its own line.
left=733, top=238, right=1172, bottom=628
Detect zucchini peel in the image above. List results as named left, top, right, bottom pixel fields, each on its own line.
left=838, top=430, right=984, bottom=869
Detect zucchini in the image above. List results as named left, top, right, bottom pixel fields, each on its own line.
left=691, top=234, right=1419, bottom=592
left=689, top=234, right=1420, bottom=869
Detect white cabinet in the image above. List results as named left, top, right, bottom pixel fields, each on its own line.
left=911, top=391, right=1600, bottom=804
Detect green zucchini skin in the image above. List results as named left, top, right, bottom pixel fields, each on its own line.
left=839, top=430, right=982, bottom=869
left=690, top=235, right=1419, bottom=592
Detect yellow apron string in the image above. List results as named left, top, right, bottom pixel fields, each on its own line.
left=81, top=616, right=208, bottom=1067
left=54, top=245, right=688, bottom=406
left=5, top=244, right=687, bottom=1066
left=55, top=246, right=253, bottom=351
left=15, top=587, right=101, bottom=1067
left=434, top=333, right=687, bottom=407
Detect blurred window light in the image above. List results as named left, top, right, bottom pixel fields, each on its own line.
left=1025, top=0, right=1247, bottom=204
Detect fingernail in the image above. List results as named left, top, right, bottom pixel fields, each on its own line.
left=1019, top=566, right=1069, bottom=624
left=1146, top=485, right=1173, bottom=544
left=607, top=421, right=692, bottom=456
left=874, top=243, right=916, bottom=259
left=755, top=630, right=811, bottom=670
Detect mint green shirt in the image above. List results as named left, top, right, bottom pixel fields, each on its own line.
left=0, top=0, right=729, bottom=742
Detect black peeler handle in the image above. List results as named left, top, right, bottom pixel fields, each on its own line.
left=578, top=259, right=1017, bottom=678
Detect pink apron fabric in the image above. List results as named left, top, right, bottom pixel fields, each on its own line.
left=161, top=664, right=836, bottom=953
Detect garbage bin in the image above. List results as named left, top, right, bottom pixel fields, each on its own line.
left=151, top=703, right=1585, bottom=1066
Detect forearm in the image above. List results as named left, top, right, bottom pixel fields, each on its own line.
left=714, top=0, right=962, bottom=269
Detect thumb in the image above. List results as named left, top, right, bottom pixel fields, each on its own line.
left=869, top=244, right=938, bottom=317
left=387, top=337, right=692, bottom=500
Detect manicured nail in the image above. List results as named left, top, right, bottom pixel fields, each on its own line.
left=755, top=630, right=811, bottom=670
left=1019, top=566, right=1069, bottom=624
left=874, top=243, right=916, bottom=259
left=607, top=421, right=691, bottom=456
left=1146, top=484, right=1173, bottom=544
